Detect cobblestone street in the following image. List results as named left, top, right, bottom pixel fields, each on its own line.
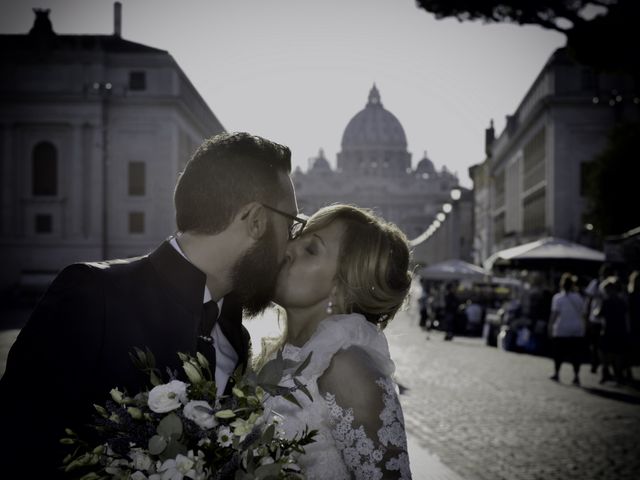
left=386, top=296, right=640, bottom=480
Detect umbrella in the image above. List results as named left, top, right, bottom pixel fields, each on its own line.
left=419, top=259, right=489, bottom=281
left=484, top=237, right=605, bottom=270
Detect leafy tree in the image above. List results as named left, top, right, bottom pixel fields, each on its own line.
left=584, top=121, right=640, bottom=237
left=415, top=0, right=640, bottom=74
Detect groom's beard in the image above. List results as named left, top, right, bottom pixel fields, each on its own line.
left=231, top=222, right=282, bottom=318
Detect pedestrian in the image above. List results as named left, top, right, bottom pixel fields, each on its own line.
left=584, top=264, right=615, bottom=374
left=596, top=276, right=630, bottom=384
left=548, top=272, right=586, bottom=385
left=443, top=282, right=459, bottom=341
left=464, top=298, right=483, bottom=335
left=526, top=273, right=552, bottom=354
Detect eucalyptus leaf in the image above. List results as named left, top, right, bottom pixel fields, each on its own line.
left=257, top=356, right=284, bottom=386
left=298, top=384, right=313, bottom=403
left=255, top=462, right=283, bottom=479
left=294, top=351, right=313, bottom=376
left=293, top=378, right=313, bottom=402
left=148, top=435, right=167, bottom=455
left=282, top=359, right=298, bottom=371
left=283, top=392, right=302, bottom=408
left=161, top=437, right=187, bottom=461
left=246, top=448, right=255, bottom=474
left=262, top=424, right=275, bottom=444
left=157, top=413, right=183, bottom=438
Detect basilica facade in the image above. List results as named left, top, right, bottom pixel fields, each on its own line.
left=293, top=85, right=459, bottom=240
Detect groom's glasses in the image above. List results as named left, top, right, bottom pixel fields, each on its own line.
left=261, top=204, right=307, bottom=240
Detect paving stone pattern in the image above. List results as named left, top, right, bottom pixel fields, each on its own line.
left=387, top=301, right=640, bottom=480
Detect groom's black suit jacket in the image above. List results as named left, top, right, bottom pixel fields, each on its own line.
left=0, top=240, right=250, bottom=478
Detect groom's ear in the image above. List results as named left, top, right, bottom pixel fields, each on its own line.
left=237, top=202, right=268, bottom=240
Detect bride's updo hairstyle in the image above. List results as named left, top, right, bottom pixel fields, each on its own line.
left=305, top=204, right=412, bottom=329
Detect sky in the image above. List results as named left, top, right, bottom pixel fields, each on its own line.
left=0, top=0, right=566, bottom=186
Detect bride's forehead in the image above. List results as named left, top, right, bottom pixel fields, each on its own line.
left=306, top=220, right=345, bottom=242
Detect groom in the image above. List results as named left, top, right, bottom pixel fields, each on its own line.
left=0, top=132, right=301, bottom=478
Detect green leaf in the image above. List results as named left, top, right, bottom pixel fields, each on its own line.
left=262, top=424, right=275, bottom=444
left=161, top=437, right=187, bottom=461
left=282, top=393, right=301, bottom=408
left=232, top=386, right=245, bottom=398
left=257, top=355, right=285, bottom=387
left=255, top=463, right=282, bottom=479
left=144, top=347, right=157, bottom=367
left=294, top=351, right=313, bottom=376
left=148, top=435, right=167, bottom=455
left=93, top=404, right=108, bottom=418
left=157, top=413, right=183, bottom=438
left=150, top=370, right=163, bottom=387
left=214, top=409, right=236, bottom=419
left=293, top=378, right=313, bottom=403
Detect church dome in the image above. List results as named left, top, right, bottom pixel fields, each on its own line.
left=309, top=148, right=331, bottom=172
left=341, top=85, right=407, bottom=151
left=416, top=151, right=436, bottom=175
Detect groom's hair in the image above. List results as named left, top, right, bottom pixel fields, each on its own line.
left=174, top=132, right=291, bottom=234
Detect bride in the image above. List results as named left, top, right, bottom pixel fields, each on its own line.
left=256, top=204, right=412, bottom=479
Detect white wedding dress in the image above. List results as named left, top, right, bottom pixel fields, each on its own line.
left=262, top=314, right=412, bottom=479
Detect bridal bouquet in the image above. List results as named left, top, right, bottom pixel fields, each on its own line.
left=62, top=348, right=316, bottom=480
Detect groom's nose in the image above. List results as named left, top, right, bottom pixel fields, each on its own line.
left=283, top=242, right=295, bottom=263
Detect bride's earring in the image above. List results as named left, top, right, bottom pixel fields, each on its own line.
left=326, top=300, right=334, bottom=315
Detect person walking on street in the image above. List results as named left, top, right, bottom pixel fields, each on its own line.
left=548, top=273, right=586, bottom=386
left=443, top=282, right=459, bottom=341
left=584, top=264, right=615, bottom=374
left=596, top=276, right=630, bottom=385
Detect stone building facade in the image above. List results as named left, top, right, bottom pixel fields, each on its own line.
left=469, top=47, right=639, bottom=266
left=0, top=7, right=224, bottom=290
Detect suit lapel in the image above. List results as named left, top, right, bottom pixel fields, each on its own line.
left=217, top=292, right=250, bottom=370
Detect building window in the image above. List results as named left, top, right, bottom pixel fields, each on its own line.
left=129, top=71, right=146, bottom=91
left=129, top=212, right=145, bottom=234
left=493, top=171, right=506, bottom=208
left=35, top=214, right=52, bottom=234
left=523, top=128, right=546, bottom=191
left=32, top=141, right=57, bottom=196
left=128, top=161, right=146, bottom=196
left=523, top=188, right=546, bottom=235
left=494, top=212, right=506, bottom=244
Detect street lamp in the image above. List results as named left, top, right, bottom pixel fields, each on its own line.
left=442, top=203, right=452, bottom=213
left=437, top=212, right=446, bottom=222
left=433, top=220, right=441, bottom=228
left=450, top=188, right=462, bottom=201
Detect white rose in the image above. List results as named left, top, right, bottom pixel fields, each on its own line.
left=183, top=400, right=217, bottom=430
left=147, top=380, right=187, bottom=413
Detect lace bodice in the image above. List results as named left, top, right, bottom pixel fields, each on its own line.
left=261, top=314, right=411, bottom=479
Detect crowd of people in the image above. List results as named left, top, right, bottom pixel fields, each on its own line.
left=418, top=264, right=640, bottom=387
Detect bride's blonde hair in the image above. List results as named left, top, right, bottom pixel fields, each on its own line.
left=253, top=204, right=412, bottom=369
left=309, top=204, right=411, bottom=328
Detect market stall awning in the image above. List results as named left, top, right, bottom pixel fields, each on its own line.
left=484, top=237, right=605, bottom=270
left=419, top=259, right=489, bottom=281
